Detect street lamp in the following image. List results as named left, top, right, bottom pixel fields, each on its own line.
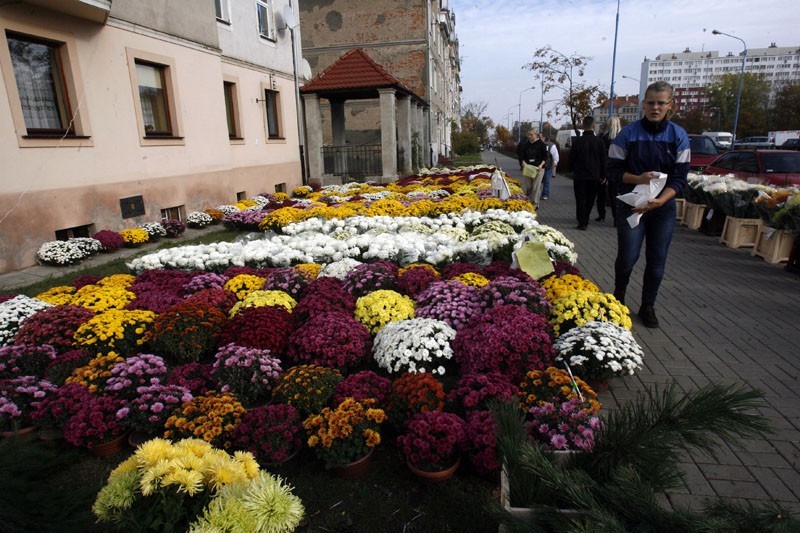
left=608, top=0, right=621, bottom=118
left=507, top=104, right=516, bottom=136
left=712, top=29, right=747, bottom=144
left=621, top=75, right=641, bottom=116
left=518, top=86, right=536, bottom=143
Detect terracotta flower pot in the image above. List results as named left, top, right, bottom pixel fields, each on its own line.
left=407, top=455, right=461, bottom=485
left=1, top=424, right=37, bottom=438
left=89, top=432, right=130, bottom=457
left=330, top=448, right=374, bottom=479
left=586, top=377, right=609, bottom=393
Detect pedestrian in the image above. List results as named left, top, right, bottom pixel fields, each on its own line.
left=607, top=80, right=690, bottom=328
left=540, top=134, right=560, bottom=200
left=569, top=116, right=606, bottom=230
left=601, top=116, right=622, bottom=226
left=517, top=129, right=547, bottom=201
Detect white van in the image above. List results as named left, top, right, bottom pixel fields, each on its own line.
left=555, top=130, right=579, bottom=149
left=702, top=131, right=733, bottom=150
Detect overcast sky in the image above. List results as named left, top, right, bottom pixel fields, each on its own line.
left=448, top=0, right=800, bottom=128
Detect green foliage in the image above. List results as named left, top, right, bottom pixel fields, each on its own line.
left=452, top=129, right=481, bottom=155
left=706, top=73, right=771, bottom=137
left=770, top=81, right=800, bottom=131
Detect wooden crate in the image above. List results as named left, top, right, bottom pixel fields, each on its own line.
left=719, top=217, right=761, bottom=249
left=682, top=203, right=707, bottom=230
left=752, top=226, right=795, bottom=264
left=499, top=463, right=580, bottom=533
left=675, top=198, right=686, bottom=222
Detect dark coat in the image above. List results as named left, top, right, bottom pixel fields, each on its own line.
left=570, top=130, right=606, bottom=181
left=517, top=139, right=548, bottom=167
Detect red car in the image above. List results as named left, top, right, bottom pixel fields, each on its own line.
left=703, top=149, right=800, bottom=187
left=688, top=134, right=719, bottom=173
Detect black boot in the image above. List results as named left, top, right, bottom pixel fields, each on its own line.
left=638, top=305, right=659, bottom=328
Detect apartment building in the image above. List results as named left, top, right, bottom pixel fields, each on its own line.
left=298, top=0, right=461, bottom=167
left=592, top=95, right=639, bottom=126
left=0, top=0, right=304, bottom=273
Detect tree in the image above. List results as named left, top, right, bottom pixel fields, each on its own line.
left=672, top=105, right=708, bottom=134
left=770, top=82, right=800, bottom=131
left=460, top=101, right=493, bottom=148
left=523, top=46, right=608, bottom=135
left=494, top=124, right=514, bottom=153
left=705, top=73, right=771, bottom=137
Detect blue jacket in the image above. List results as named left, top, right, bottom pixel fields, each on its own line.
left=607, top=118, right=690, bottom=196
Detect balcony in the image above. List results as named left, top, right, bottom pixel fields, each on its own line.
left=23, top=0, right=111, bottom=23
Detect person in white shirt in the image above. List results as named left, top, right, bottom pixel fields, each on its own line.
left=541, top=135, right=560, bottom=200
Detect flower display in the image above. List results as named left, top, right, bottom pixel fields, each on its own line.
left=553, top=321, right=645, bottom=380
left=553, top=260, right=582, bottom=277
left=463, top=410, right=500, bottom=476
left=211, top=343, right=282, bottom=406
left=0, top=376, right=58, bottom=431
left=147, top=301, right=227, bottom=363
left=342, top=261, right=398, bottom=297
left=540, top=273, right=600, bottom=303
left=70, top=284, right=136, bottom=312
left=182, top=272, right=228, bottom=294
left=483, top=260, right=535, bottom=283
left=286, top=312, right=372, bottom=369
left=163, top=391, right=246, bottom=448
left=223, top=209, right=267, bottom=231
left=271, top=364, right=343, bottom=416
left=205, top=208, right=225, bottom=223
left=454, top=305, right=554, bottom=382
left=218, top=306, right=295, bottom=353
left=166, top=362, right=215, bottom=396
left=105, top=353, right=170, bottom=397
left=549, top=291, right=631, bottom=337
left=184, top=288, right=238, bottom=315
left=30, top=382, right=93, bottom=430
left=44, top=349, right=93, bottom=385
left=62, top=393, right=128, bottom=448
left=451, top=271, right=490, bottom=287
left=73, top=309, right=156, bottom=354
left=140, top=222, right=167, bottom=240
left=261, top=266, right=310, bottom=299
left=35, top=238, right=102, bottom=266
left=13, top=304, right=94, bottom=353
left=414, top=280, right=484, bottom=332
left=161, top=219, right=186, bottom=238
left=518, top=366, right=601, bottom=414
left=0, top=343, right=57, bottom=378
left=395, top=264, right=441, bottom=298
left=92, top=230, right=125, bottom=252
left=354, top=289, right=415, bottom=334
left=446, top=372, right=519, bottom=414
left=32, top=285, right=76, bottom=306
left=229, top=289, right=297, bottom=316
left=372, top=317, right=456, bottom=375
left=120, top=383, right=193, bottom=434
left=292, top=277, right=355, bottom=321
left=224, top=274, right=266, bottom=300
left=126, top=289, right=184, bottom=313
left=119, top=227, right=150, bottom=246
left=333, top=370, right=391, bottom=407
left=186, top=211, right=214, bottom=228
left=0, top=295, right=53, bottom=347
left=231, top=403, right=304, bottom=465
left=397, top=410, right=466, bottom=471
left=92, top=438, right=304, bottom=532
left=526, top=397, right=603, bottom=451
left=304, top=397, right=386, bottom=469
left=65, top=352, right=125, bottom=393
left=478, top=276, right=551, bottom=316
left=385, top=372, right=445, bottom=428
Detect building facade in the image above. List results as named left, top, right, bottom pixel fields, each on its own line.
left=297, top=0, right=461, bottom=167
left=0, top=0, right=304, bottom=273
left=592, top=95, right=640, bottom=126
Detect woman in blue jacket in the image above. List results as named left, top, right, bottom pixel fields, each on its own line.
left=607, top=81, right=690, bottom=328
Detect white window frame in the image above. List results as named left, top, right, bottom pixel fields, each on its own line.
left=256, top=0, right=276, bottom=41
left=215, top=0, right=231, bottom=23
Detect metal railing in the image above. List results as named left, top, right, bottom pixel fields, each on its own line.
left=322, top=144, right=382, bottom=181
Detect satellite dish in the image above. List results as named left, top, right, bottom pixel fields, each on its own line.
left=300, top=59, right=312, bottom=79
left=283, top=5, right=297, bottom=29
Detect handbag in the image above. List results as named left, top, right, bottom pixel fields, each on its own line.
left=522, top=162, right=542, bottom=180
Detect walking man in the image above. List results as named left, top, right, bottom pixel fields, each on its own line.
left=569, top=116, right=606, bottom=230
left=541, top=135, right=559, bottom=200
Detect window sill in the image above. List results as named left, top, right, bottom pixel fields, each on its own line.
left=22, top=134, right=91, bottom=140
left=230, top=137, right=246, bottom=145
left=140, top=135, right=186, bottom=147
left=17, top=135, right=94, bottom=148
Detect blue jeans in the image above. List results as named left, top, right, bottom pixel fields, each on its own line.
left=542, top=168, right=553, bottom=197
left=614, top=198, right=676, bottom=306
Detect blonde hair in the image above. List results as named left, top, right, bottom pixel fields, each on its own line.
left=607, top=117, right=621, bottom=140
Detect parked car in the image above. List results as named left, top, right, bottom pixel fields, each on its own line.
left=703, top=149, right=800, bottom=187
left=780, top=138, right=800, bottom=151
left=732, top=136, right=773, bottom=150
left=688, top=134, right=719, bottom=173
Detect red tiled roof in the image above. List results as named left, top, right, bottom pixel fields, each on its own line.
left=300, top=48, right=418, bottom=98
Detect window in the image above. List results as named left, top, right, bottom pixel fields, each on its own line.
left=55, top=223, right=93, bottom=241
left=236, top=191, right=247, bottom=201
left=256, top=0, right=276, bottom=40
left=223, top=81, right=241, bottom=139
left=262, top=88, right=282, bottom=139
left=160, top=206, right=185, bottom=221
left=215, top=0, right=231, bottom=23
left=6, top=32, right=78, bottom=136
left=136, top=61, right=171, bottom=136
left=274, top=183, right=286, bottom=193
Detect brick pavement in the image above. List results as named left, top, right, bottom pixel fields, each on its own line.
left=485, top=149, right=800, bottom=513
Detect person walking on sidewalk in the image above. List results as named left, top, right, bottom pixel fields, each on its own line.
left=541, top=135, right=560, bottom=200
left=600, top=117, right=622, bottom=226
left=517, top=130, right=547, bottom=201
left=569, top=116, right=606, bottom=230
left=607, top=81, right=690, bottom=328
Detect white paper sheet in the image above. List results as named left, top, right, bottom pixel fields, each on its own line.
left=616, top=173, right=668, bottom=228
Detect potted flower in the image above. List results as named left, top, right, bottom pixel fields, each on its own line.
left=271, top=364, right=343, bottom=416
left=232, top=403, right=304, bottom=466
left=303, top=397, right=386, bottom=474
left=540, top=273, right=600, bottom=303
left=261, top=266, right=310, bottom=299
left=397, top=410, right=466, bottom=482
left=211, top=343, right=282, bottom=406
left=62, top=393, right=129, bottom=454
left=463, top=409, right=501, bottom=477
left=385, top=372, right=445, bottom=428
left=414, top=280, right=483, bottom=332
left=139, top=222, right=167, bottom=241
left=185, top=211, right=213, bottom=228
left=342, top=261, right=398, bottom=297
left=292, top=277, right=355, bottom=321
left=161, top=219, right=186, bottom=238
left=0, top=376, right=58, bottom=435
left=218, top=306, right=295, bottom=353
left=92, top=230, right=125, bottom=252
left=447, top=372, right=519, bottom=414
left=526, top=397, right=603, bottom=452
left=93, top=438, right=304, bottom=532
left=396, top=264, right=441, bottom=298
left=353, top=289, right=416, bottom=334
left=549, top=291, right=631, bottom=337
left=166, top=362, right=215, bottom=396
left=147, top=301, right=227, bottom=363
left=30, top=382, right=93, bottom=434
left=119, top=383, right=193, bottom=438
left=73, top=309, right=156, bottom=355
left=104, top=353, right=170, bottom=398
left=13, top=305, right=94, bottom=354
left=286, top=311, right=372, bottom=369
left=0, top=295, right=52, bottom=347
left=163, top=391, right=246, bottom=449
left=0, top=343, right=57, bottom=378
left=553, top=321, right=645, bottom=385
left=43, top=349, right=93, bottom=386
left=333, top=370, right=391, bottom=407
left=372, top=317, right=456, bottom=375
left=478, top=276, right=551, bottom=316
left=518, top=366, right=601, bottom=414
left=119, top=227, right=149, bottom=247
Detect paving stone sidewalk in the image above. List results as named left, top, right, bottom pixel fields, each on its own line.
left=484, top=149, right=800, bottom=513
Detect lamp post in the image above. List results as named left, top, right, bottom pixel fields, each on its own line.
left=712, top=29, right=747, bottom=144
left=608, top=0, right=621, bottom=119
left=621, top=75, right=641, bottom=117
left=507, top=104, right=517, bottom=136
left=518, top=86, right=536, bottom=143
left=539, top=78, right=545, bottom=134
